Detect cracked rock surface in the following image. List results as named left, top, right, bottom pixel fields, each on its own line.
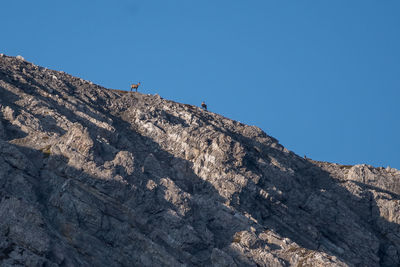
left=0, top=54, right=399, bottom=266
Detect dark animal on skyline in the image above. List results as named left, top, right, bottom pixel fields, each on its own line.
left=201, top=101, right=207, bottom=110
left=130, top=82, right=141, bottom=92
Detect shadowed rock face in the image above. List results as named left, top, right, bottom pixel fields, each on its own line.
left=0, top=54, right=399, bottom=267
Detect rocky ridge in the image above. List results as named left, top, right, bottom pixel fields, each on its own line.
left=0, top=54, right=399, bottom=266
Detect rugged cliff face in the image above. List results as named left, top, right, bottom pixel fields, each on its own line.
left=0, top=54, right=399, bottom=266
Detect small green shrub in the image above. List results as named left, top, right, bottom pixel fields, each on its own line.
left=41, top=145, right=52, bottom=158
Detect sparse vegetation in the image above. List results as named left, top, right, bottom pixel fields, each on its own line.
left=232, top=232, right=243, bottom=243
left=296, top=249, right=314, bottom=267
left=339, top=164, right=353, bottom=170
left=286, top=246, right=315, bottom=267
left=41, top=145, right=51, bottom=157
left=110, top=89, right=129, bottom=94
left=287, top=245, right=300, bottom=253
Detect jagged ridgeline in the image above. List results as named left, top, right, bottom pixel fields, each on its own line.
left=0, top=54, right=399, bottom=266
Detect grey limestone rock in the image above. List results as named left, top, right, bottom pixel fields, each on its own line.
left=0, top=54, right=399, bottom=266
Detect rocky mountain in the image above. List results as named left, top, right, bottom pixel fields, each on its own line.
left=0, top=54, right=399, bottom=266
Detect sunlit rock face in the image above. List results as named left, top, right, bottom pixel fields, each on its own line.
left=0, top=54, right=399, bottom=266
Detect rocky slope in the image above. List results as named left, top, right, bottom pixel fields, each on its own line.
left=0, top=54, right=399, bottom=266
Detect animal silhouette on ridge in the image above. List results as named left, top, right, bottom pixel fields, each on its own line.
left=201, top=101, right=207, bottom=110
left=130, top=82, right=141, bottom=92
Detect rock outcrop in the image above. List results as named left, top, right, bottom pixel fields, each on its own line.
left=0, top=54, right=399, bottom=266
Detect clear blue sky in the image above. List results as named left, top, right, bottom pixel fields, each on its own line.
left=2, top=1, right=399, bottom=169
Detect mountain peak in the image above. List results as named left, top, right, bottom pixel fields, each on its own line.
left=0, top=54, right=399, bottom=266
